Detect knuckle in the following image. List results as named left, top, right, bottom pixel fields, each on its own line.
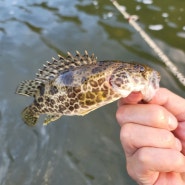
left=130, top=148, right=150, bottom=175
left=120, top=124, right=132, bottom=141
left=126, top=158, right=147, bottom=181
left=127, top=148, right=150, bottom=177
left=116, top=108, right=121, bottom=124
left=136, top=148, right=151, bottom=165
left=120, top=123, right=133, bottom=146
left=126, top=163, right=135, bottom=178
left=137, top=148, right=148, bottom=163
left=116, top=106, right=127, bottom=126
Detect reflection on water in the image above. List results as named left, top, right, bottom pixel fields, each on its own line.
left=0, top=0, right=185, bottom=185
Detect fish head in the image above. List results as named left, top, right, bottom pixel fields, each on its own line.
left=109, top=61, right=161, bottom=101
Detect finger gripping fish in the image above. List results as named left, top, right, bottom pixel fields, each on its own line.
left=16, top=51, right=160, bottom=126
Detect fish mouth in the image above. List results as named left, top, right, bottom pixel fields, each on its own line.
left=142, top=70, right=161, bottom=102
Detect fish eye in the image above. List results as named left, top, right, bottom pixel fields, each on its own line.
left=140, top=66, right=145, bottom=72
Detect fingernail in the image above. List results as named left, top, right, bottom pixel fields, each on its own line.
left=175, top=138, right=182, bottom=151
left=168, top=116, right=177, bottom=130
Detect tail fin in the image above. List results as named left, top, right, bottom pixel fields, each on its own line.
left=16, top=80, right=42, bottom=97
left=21, top=106, right=39, bottom=126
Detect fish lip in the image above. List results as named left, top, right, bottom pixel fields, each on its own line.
left=142, top=70, right=161, bottom=102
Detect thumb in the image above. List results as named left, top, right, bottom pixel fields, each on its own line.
left=149, top=88, right=185, bottom=121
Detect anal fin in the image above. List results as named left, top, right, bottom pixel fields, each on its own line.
left=43, top=114, right=62, bottom=125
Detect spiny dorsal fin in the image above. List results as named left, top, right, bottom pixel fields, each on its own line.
left=16, top=80, right=42, bottom=97
left=35, top=50, right=97, bottom=82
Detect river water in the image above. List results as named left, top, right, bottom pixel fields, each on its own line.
left=0, top=0, right=185, bottom=185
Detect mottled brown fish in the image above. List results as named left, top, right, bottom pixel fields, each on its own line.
left=16, top=51, right=160, bottom=126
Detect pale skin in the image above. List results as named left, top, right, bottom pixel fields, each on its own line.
left=116, top=88, right=185, bottom=185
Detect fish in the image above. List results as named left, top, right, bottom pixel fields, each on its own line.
left=16, top=51, right=160, bottom=126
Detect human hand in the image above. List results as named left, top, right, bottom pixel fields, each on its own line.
left=116, top=88, right=185, bottom=185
